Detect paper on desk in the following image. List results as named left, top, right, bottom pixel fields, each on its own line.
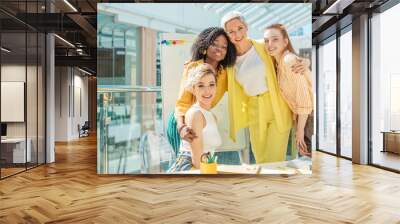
left=217, top=164, right=261, bottom=174
left=170, top=160, right=312, bottom=175
left=259, top=167, right=297, bottom=175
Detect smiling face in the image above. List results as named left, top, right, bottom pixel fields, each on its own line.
left=206, top=34, right=228, bottom=64
left=263, top=28, right=288, bottom=57
left=224, top=18, right=248, bottom=46
left=192, top=73, right=217, bottom=106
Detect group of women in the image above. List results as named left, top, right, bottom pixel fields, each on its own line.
left=167, top=11, right=313, bottom=172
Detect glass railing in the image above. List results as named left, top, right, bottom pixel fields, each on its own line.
left=97, top=86, right=175, bottom=174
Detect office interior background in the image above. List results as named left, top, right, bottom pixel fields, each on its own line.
left=0, top=0, right=97, bottom=179
left=0, top=0, right=399, bottom=223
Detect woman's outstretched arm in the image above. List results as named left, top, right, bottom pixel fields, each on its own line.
left=185, top=110, right=205, bottom=169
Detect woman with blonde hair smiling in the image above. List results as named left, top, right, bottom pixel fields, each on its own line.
left=168, top=64, right=222, bottom=172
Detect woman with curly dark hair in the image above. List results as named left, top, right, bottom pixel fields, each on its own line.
left=190, top=27, right=237, bottom=69
left=166, top=27, right=236, bottom=154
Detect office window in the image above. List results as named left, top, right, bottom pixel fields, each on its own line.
left=97, top=14, right=140, bottom=86
left=311, top=45, right=317, bottom=151
left=371, top=4, right=400, bottom=171
left=1, top=1, right=46, bottom=179
left=1, top=31, right=28, bottom=177
left=340, top=29, right=352, bottom=158
left=317, top=37, right=337, bottom=154
left=97, top=11, right=162, bottom=174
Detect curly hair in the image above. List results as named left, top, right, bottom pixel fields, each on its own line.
left=191, top=27, right=236, bottom=68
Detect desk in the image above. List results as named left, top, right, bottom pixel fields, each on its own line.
left=173, top=158, right=312, bottom=175
left=382, top=131, right=400, bottom=154
left=1, top=138, right=31, bottom=163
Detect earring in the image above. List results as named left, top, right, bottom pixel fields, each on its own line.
left=203, top=50, right=207, bottom=55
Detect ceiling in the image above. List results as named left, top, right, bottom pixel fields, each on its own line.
left=311, top=0, right=390, bottom=43
left=0, top=0, right=97, bottom=74
left=198, top=3, right=311, bottom=35
left=0, top=0, right=395, bottom=76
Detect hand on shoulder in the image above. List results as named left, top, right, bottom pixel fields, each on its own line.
left=283, top=52, right=298, bottom=67
left=283, top=53, right=310, bottom=75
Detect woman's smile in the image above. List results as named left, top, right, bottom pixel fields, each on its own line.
left=268, top=47, right=277, bottom=54
left=201, top=94, right=214, bottom=99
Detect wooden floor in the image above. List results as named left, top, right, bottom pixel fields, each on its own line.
left=1, top=167, right=26, bottom=178
left=0, top=135, right=400, bottom=224
left=373, top=150, right=400, bottom=171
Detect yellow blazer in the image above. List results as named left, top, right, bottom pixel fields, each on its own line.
left=227, top=39, right=293, bottom=141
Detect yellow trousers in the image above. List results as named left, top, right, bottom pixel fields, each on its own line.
left=248, top=93, right=290, bottom=163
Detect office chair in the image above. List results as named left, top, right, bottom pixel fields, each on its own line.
left=138, top=131, right=176, bottom=174
left=78, top=121, right=90, bottom=138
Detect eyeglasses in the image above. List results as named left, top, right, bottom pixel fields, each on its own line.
left=210, top=42, right=227, bottom=51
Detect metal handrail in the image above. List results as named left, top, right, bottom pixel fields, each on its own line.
left=97, top=85, right=161, bottom=93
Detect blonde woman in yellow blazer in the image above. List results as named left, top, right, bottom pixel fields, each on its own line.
left=221, top=11, right=306, bottom=163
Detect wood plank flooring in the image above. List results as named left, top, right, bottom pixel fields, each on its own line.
left=0, top=135, right=399, bottom=223
left=372, top=151, right=400, bottom=171
left=1, top=167, right=26, bottom=178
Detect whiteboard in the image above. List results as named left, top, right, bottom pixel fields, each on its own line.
left=1, top=82, right=25, bottom=122
left=160, top=33, right=196, bottom=132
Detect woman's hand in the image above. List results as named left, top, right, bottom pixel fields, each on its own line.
left=179, top=125, right=197, bottom=142
left=291, top=58, right=310, bottom=74
left=296, top=129, right=310, bottom=156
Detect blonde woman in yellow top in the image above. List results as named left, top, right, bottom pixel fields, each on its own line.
left=220, top=11, right=307, bottom=163
left=264, top=24, right=313, bottom=157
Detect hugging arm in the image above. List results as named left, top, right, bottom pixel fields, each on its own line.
left=186, top=111, right=205, bottom=169
left=291, top=57, right=310, bottom=74
left=175, top=63, right=198, bottom=142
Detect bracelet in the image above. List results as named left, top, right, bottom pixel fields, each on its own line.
left=178, top=124, right=186, bottom=135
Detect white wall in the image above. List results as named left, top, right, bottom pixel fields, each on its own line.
left=1, top=65, right=26, bottom=81
left=72, top=73, right=89, bottom=138
left=160, top=33, right=196, bottom=131
left=54, top=67, right=89, bottom=141
left=55, top=66, right=68, bottom=141
left=1, top=65, right=27, bottom=138
left=1, top=64, right=46, bottom=163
